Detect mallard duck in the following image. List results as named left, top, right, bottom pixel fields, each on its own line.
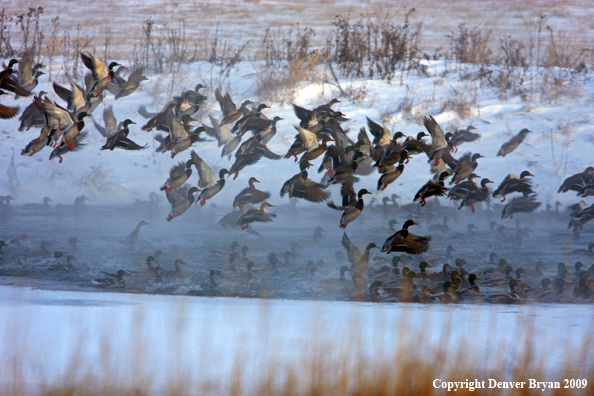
left=231, top=103, right=269, bottom=133
left=108, top=67, right=148, bottom=99
left=58, top=111, right=88, bottom=150
left=501, top=193, right=541, bottom=219
left=237, top=202, right=276, bottom=230
left=280, top=161, right=329, bottom=203
left=372, top=139, right=413, bottom=169
left=48, top=252, right=77, bottom=270
left=160, top=159, right=194, bottom=195
left=376, top=163, right=405, bottom=191
left=80, top=52, right=120, bottom=98
left=228, top=153, right=261, bottom=180
left=18, top=92, right=47, bottom=131
left=381, top=220, right=431, bottom=255
left=16, top=50, right=42, bottom=93
left=24, top=196, right=52, bottom=211
left=328, top=152, right=364, bottom=184
left=21, top=126, right=50, bottom=157
left=459, top=178, right=493, bottom=213
left=497, top=128, right=531, bottom=157
left=233, top=177, right=270, bottom=214
left=163, top=111, right=203, bottom=158
left=120, top=220, right=149, bottom=248
left=450, top=152, right=483, bottom=185
left=492, top=171, right=534, bottom=202
left=203, top=115, right=233, bottom=147
left=0, top=59, right=32, bottom=97
left=52, top=81, right=87, bottom=114
left=92, top=269, right=128, bottom=287
left=414, top=171, right=450, bottom=207
left=101, top=119, right=147, bottom=151
left=558, top=167, right=594, bottom=195
left=299, top=135, right=334, bottom=163
left=141, top=103, right=176, bottom=132
left=190, top=150, right=228, bottom=206
left=166, top=186, right=199, bottom=221
left=447, top=173, right=479, bottom=201
left=328, top=188, right=372, bottom=229
left=216, top=89, right=253, bottom=127
left=568, top=202, right=594, bottom=232
left=283, top=125, right=319, bottom=161
left=292, top=99, right=342, bottom=131
left=448, top=125, right=480, bottom=151
left=342, top=232, right=379, bottom=293
left=366, top=117, right=392, bottom=147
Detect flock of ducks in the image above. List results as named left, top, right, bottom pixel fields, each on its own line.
left=1, top=49, right=594, bottom=303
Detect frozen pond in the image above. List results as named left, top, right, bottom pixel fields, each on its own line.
left=0, top=285, right=592, bottom=394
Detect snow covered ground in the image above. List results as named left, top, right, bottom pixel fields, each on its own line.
left=1, top=58, right=593, bottom=209
left=1, top=286, right=592, bottom=394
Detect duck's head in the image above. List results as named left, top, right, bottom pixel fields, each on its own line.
left=438, top=171, right=450, bottom=181
left=392, top=132, right=404, bottom=140
left=515, top=268, right=524, bottom=279
left=298, top=160, right=310, bottom=172
left=340, top=265, right=349, bottom=276
left=419, top=261, right=431, bottom=273
left=392, top=256, right=401, bottom=268
left=352, top=151, right=363, bottom=162
left=185, top=159, right=195, bottom=169
left=116, top=270, right=128, bottom=277
left=247, top=261, right=256, bottom=271
left=271, top=116, right=283, bottom=124
left=520, top=170, right=534, bottom=179
left=416, top=131, right=427, bottom=140
left=557, top=262, right=567, bottom=273
left=471, top=153, right=484, bottom=162
left=181, top=114, right=197, bottom=124
left=402, top=219, right=417, bottom=229
left=122, top=119, right=136, bottom=128
left=498, top=258, right=507, bottom=268
left=219, top=169, right=229, bottom=179
left=480, top=178, right=494, bottom=187
left=108, top=62, right=120, bottom=71
left=260, top=202, right=274, bottom=210
left=54, top=251, right=63, bottom=259
left=146, top=256, right=157, bottom=265
left=406, top=271, right=421, bottom=279
left=175, top=259, right=187, bottom=266
left=388, top=219, right=398, bottom=228
left=445, top=132, right=453, bottom=141
left=443, top=281, right=453, bottom=293
left=553, top=278, right=565, bottom=293
left=194, top=95, right=207, bottom=105
left=257, top=103, right=269, bottom=112
left=139, top=220, right=149, bottom=227
left=541, top=278, right=551, bottom=289
left=519, top=128, right=531, bottom=134
left=365, top=243, right=379, bottom=252
left=575, top=261, right=585, bottom=272
left=504, top=265, right=513, bottom=277
left=357, top=189, right=372, bottom=199
left=468, top=273, right=481, bottom=283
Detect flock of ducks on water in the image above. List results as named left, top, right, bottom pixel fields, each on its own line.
left=1, top=50, right=594, bottom=303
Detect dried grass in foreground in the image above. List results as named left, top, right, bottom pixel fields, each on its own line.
left=1, top=300, right=593, bottom=396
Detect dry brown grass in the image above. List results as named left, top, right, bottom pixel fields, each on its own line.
left=1, top=300, right=593, bottom=396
